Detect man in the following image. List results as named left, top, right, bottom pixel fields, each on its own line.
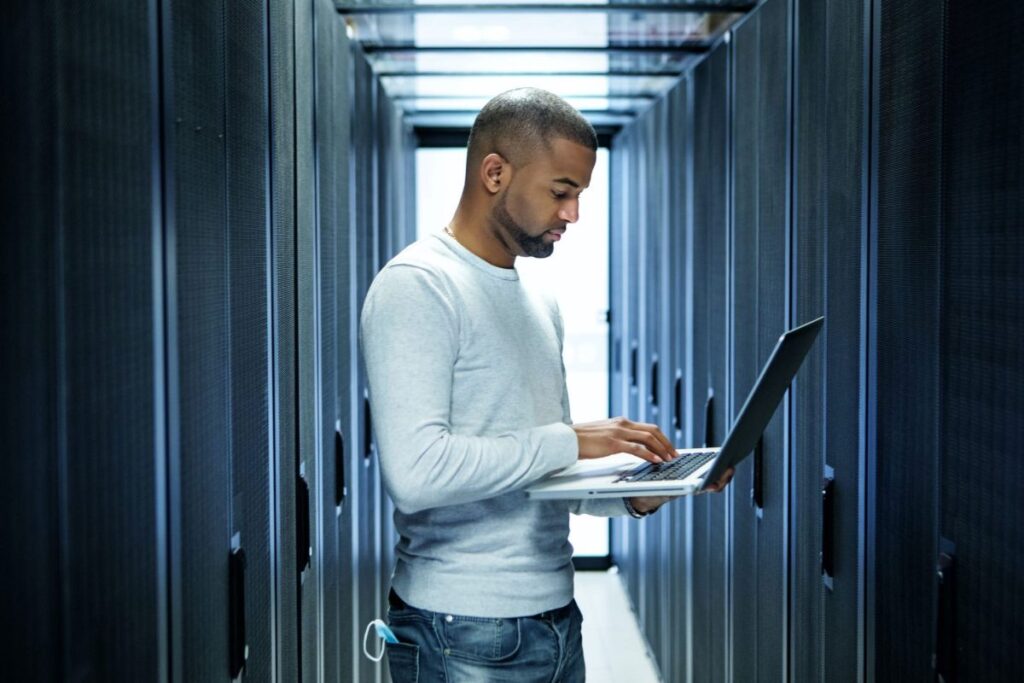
left=359, top=88, right=734, bottom=682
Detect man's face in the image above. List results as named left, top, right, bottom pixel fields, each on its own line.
left=489, top=137, right=596, bottom=259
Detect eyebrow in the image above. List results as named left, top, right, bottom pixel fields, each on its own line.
left=552, top=177, right=580, bottom=188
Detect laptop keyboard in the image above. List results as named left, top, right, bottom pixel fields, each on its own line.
left=615, top=449, right=718, bottom=483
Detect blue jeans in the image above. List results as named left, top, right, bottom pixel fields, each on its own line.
left=385, top=589, right=586, bottom=683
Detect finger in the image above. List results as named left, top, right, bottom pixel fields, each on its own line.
left=717, top=467, right=735, bottom=486
left=711, top=475, right=733, bottom=493
left=634, top=422, right=677, bottom=459
left=616, top=438, right=664, bottom=464
left=651, top=426, right=677, bottom=459
left=621, top=428, right=672, bottom=462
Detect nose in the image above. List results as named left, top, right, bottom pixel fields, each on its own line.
left=558, top=198, right=580, bottom=224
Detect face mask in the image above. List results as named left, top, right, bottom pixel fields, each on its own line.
left=362, top=618, right=399, bottom=662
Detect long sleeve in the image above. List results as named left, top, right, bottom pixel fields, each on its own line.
left=359, top=264, right=578, bottom=515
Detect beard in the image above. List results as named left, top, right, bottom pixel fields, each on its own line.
left=491, top=191, right=555, bottom=259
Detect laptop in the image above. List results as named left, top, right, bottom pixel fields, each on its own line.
left=525, top=317, right=824, bottom=500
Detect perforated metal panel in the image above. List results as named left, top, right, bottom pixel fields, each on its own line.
left=729, top=12, right=759, bottom=680
left=12, top=2, right=164, bottom=680
left=638, top=106, right=656, bottom=657
left=268, top=0, right=300, bottom=676
left=169, top=0, right=232, bottom=677
left=936, top=1, right=1023, bottom=679
left=1, top=5, right=60, bottom=679
left=608, top=127, right=630, bottom=593
left=727, top=3, right=792, bottom=679
left=873, top=0, right=944, bottom=678
left=666, top=78, right=691, bottom=683
left=313, top=1, right=342, bottom=680
left=791, top=0, right=866, bottom=680
left=353, top=47, right=380, bottom=683
left=224, top=1, right=275, bottom=679
left=331, top=12, right=358, bottom=683
left=294, top=0, right=321, bottom=679
left=690, top=43, right=729, bottom=683
left=820, top=0, right=865, bottom=655
left=753, top=3, right=789, bottom=681
left=791, top=1, right=827, bottom=679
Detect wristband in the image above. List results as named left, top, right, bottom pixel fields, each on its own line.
left=624, top=498, right=653, bottom=519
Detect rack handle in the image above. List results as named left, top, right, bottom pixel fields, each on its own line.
left=649, top=358, right=659, bottom=408
left=933, top=538, right=957, bottom=682
left=229, top=546, right=248, bottom=678
left=751, top=436, right=764, bottom=510
left=703, top=391, right=714, bottom=448
left=297, top=474, right=311, bottom=573
left=821, top=467, right=835, bottom=586
left=335, top=425, right=346, bottom=508
left=672, top=374, right=683, bottom=432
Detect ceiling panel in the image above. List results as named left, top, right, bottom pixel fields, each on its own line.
left=380, top=74, right=677, bottom=98
left=396, top=96, right=655, bottom=112
left=407, top=110, right=636, bottom=130
left=337, top=1, right=752, bottom=10
left=336, top=2, right=752, bottom=127
left=365, top=50, right=701, bottom=75
left=346, top=11, right=740, bottom=49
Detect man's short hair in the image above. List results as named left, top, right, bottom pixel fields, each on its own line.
left=466, top=88, right=598, bottom=169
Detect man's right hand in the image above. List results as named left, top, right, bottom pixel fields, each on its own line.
left=571, top=417, right=677, bottom=464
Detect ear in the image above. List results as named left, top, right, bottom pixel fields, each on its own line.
left=479, top=152, right=509, bottom=195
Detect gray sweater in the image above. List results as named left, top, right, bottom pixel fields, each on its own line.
left=359, top=231, right=629, bottom=618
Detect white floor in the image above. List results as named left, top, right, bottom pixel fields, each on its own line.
left=574, top=568, right=662, bottom=683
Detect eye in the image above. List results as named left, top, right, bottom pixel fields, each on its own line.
left=552, top=190, right=567, bottom=199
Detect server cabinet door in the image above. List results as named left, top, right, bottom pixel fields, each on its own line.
left=167, top=1, right=234, bottom=678
left=608, top=132, right=631, bottom=588
left=623, top=125, right=644, bottom=612
left=730, top=2, right=792, bottom=680
left=313, top=1, right=349, bottom=680
left=170, top=0, right=279, bottom=675
left=352, top=48, right=383, bottom=683
left=2, top=3, right=164, bottom=679
left=328, top=12, right=358, bottom=683
left=791, top=0, right=867, bottom=680
left=872, top=1, right=944, bottom=679
left=638, top=107, right=660, bottom=662
left=609, top=136, right=628, bottom=421
left=873, top=1, right=1024, bottom=680
left=666, top=78, right=693, bottom=683
left=268, top=0, right=301, bottom=678
left=935, top=3, right=1024, bottom=678
left=294, top=0, right=322, bottom=678
left=689, top=45, right=731, bottom=683
left=224, top=0, right=275, bottom=679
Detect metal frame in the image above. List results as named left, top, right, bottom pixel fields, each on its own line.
left=151, top=0, right=171, bottom=680
left=336, top=3, right=757, bottom=15
left=374, top=70, right=691, bottom=77
left=863, top=0, right=880, bottom=679
left=360, top=45, right=713, bottom=55
left=391, top=94, right=659, bottom=102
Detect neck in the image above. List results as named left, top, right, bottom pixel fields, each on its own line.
left=447, top=205, right=517, bottom=269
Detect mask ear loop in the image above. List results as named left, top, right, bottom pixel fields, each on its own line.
left=363, top=619, right=399, bottom=662
left=363, top=619, right=387, bottom=662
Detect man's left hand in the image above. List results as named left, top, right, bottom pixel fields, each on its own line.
left=628, top=467, right=736, bottom=514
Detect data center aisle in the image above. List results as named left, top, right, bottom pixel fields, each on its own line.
left=575, top=570, right=662, bottom=683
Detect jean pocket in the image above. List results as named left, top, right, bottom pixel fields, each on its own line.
left=440, top=615, right=522, bottom=663
left=386, top=642, right=420, bottom=683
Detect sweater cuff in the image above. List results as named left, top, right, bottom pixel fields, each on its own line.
left=539, top=422, right=579, bottom=471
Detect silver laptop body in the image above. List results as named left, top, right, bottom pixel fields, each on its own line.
left=526, top=317, right=823, bottom=500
